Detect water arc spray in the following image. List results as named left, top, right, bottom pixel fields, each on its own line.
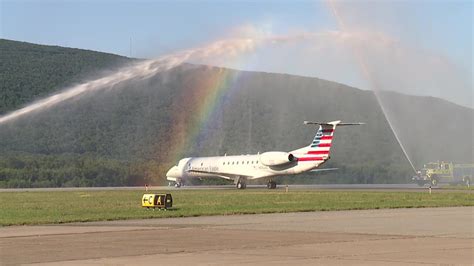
left=327, top=0, right=417, bottom=173
left=0, top=32, right=326, bottom=126
left=0, top=38, right=254, bottom=125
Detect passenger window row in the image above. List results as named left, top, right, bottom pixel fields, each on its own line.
left=222, top=161, right=257, bottom=165
left=191, top=160, right=259, bottom=167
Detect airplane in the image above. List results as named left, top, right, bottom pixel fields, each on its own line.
left=166, top=120, right=363, bottom=189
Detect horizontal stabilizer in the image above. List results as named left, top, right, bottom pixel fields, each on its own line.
left=310, top=168, right=339, bottom=172
left=304, top=120, right=365, bottom=126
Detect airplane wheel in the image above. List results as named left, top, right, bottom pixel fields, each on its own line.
left=271, top=181, right=277, bottom=189
left=237, top=181, right=246, bottom=189
left=267, top=181, right=277, bottom=189
left=175, top=182, right=182, bottom=188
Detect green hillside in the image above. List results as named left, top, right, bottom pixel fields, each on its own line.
left=0, top=39, right=132, bottom=114
left=0, top=40, right=472, bottom=188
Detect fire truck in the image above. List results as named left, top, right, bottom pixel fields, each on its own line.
left=412, top=162, right=474, bottom=187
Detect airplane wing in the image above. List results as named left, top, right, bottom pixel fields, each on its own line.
left=186, top=169, right=253, bottom=180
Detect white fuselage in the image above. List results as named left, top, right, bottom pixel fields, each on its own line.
left=166, top=153, right=326, bottom=182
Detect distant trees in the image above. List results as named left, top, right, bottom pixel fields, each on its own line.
left=0, top=152, right=414, bottom=188
left=0, top=154, right=153, bottom=188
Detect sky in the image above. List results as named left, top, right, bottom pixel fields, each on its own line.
left=1, top=0, right=472, bottom=107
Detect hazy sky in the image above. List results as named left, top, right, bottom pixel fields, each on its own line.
left=1, top=0, right=472, bottom=107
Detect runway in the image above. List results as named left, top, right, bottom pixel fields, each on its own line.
left=1, top=183, right=470, bottom=193
left=1, top=207, right=472, bottom=265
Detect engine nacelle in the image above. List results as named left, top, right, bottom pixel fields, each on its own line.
left=260, top=152, right=296, bottom=166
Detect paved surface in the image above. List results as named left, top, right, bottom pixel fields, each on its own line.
left=1, top=207, right=473, bottom=265
left=1, top=184, right=470, bottom=192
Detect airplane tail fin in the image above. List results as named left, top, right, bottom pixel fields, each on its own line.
left=292, top=120, right=364, bottom=162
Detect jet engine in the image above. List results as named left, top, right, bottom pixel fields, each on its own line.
left=260, top=152, right=296, bottom=166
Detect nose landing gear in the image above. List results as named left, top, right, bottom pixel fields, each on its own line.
left=171, top=179, right=183, bottom=188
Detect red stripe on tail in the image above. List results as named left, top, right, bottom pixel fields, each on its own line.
left=318, top=143, right=332, bottom=147
left=307, top=151, right=330, bottom=155
left=298, top=157, right=324, bottom=161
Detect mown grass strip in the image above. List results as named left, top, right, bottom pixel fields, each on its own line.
left=1, top=189, right=472, bottom=226
left=440, top=184, right=474, bottom=190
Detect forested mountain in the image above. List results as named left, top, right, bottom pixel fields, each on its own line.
left=0, top=40, right=472, bottom=187
left=0, top=39, right=132, bottom=114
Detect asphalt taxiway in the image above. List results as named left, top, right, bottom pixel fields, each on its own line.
left=1, top=207, right=472, bottom=265
left=1, top=183, right=470, bottom=193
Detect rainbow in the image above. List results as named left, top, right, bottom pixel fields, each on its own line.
left=162, top=66, right=242, bottom=168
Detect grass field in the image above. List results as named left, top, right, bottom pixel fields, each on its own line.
left=1, top=189, right=473, bottom=226
left=441, top=184, right=474, bottom=190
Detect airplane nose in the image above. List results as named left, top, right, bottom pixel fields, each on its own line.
left=166, top=166, right=179, bottom=178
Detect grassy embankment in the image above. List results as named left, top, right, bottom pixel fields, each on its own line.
left=1, top=189, right=472, bottom=226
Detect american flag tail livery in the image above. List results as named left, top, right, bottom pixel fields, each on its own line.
left=292, top=120, right=364, bottom=163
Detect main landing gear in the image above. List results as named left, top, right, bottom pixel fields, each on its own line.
left=236, top=181, right=247, bottom=189
left=267, top=180, right=277, bottom=189
left=235, top=177, right=247, bottom=189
